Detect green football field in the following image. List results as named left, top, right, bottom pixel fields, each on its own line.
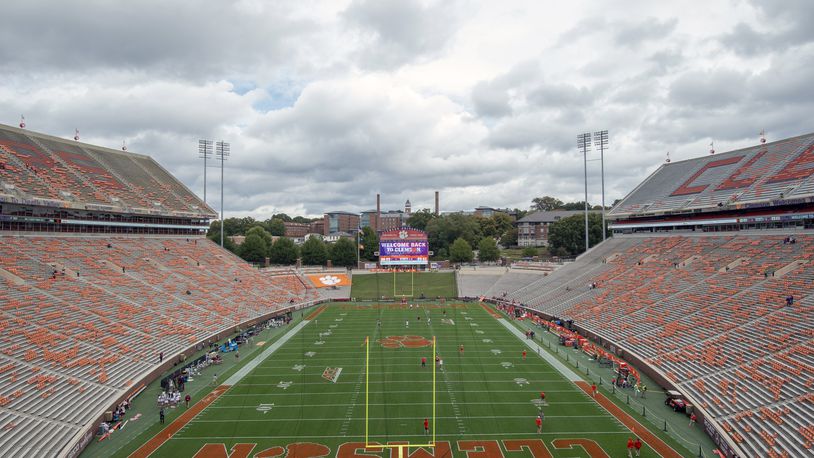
left=122, top=302, right=689, bottom=457
left=351, top=272, right=457, bottom=300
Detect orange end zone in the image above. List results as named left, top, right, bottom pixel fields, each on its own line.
left=128, top=385, right=230, bottom=458
left=305, top=305, right=327, bottom=320
left=574, top=381, right=683, bottom=458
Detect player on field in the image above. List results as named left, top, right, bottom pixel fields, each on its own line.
left=535, top=415, right=542, bottom=433
left=424, top=418, right=429, bottom=435
left=591, top=382, right=597, bottom=397
left=522, top=349, right=527, bottom=360
left=421, top=356, right=426, bottom=367
left=459, top=344, right=464, bottom=354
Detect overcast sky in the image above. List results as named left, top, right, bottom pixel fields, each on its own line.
left=1, top=0, right=812, bottom=218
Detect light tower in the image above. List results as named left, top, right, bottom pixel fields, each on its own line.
left=593, top=130, right=608, bottom=242
left=216, top=141, right=230, bottom=248
left=577, top=132, right=592, bottom=252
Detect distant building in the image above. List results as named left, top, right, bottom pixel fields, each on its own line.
left=360, top=201, right=412, bottom=233
left=323, top=231, right=353, bottom=243
left=323, top=211, right=360, bottom=236
left=515, top=210, right=585, bottom=247
left=474, top=206, right=518, bottom=219
left=309, top=220, right=324, bottom=235
left=283, top=221, right=309, bottom=237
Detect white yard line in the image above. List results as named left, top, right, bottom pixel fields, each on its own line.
left=496, top=318, right=583, bottom=382
left=173, top=431, right=630, bottom=440
left=223, top=320, right=309, bottom=386
left=191, top=414, right=614, bottom=422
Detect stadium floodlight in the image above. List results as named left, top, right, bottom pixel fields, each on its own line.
left=216, top=141, right=230, bottom=248
left=577, top=132, right=592, bottom=252
left=198, top=139, right=213, bottom=203
left=593, top=130, right=608, bottom=242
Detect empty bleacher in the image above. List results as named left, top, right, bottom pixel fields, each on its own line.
left=611, top=133, right=814, bottom=217
left=0, top=235, right=309, bottom=457
left=504, top=233, right=814, bottom=457
left=0, top=123, right=214, bottom=217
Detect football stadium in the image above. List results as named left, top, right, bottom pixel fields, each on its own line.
left=0, top=121, right=813, bottom=458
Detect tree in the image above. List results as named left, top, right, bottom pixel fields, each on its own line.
left=301, top=237, right=328, bottom=266
left=501, top=226, right=518, bottom=247
left=360, top=227, right=379, bottom=261
left=561, top=201, right=589, bottom=211
left=238, top=233, right=268, bottom=263
left=272, top=213, right=292, bottom=222
left=522, top=246, right=538, bottom=258
left=531, top=196, right=564, bottom=211
left=292, top=216, right=311, bottom=223
left=246, top=225, right=273, bottom=255
left=478, top=237, right=500, bottom=262
left=330, top=237, right=357, bottom=267
left=425, top=213, right=482, bottom=257
left=265, top=218, right=286, bottom=236
left=449, top=237, right=474, bottom=263
left=270, top=237, right=299, bottom=265
left=207, top=231, right=237, bottom=253
left=406, top=208, right=435, bottom=231
left=548, top=212, right=608, bottom=256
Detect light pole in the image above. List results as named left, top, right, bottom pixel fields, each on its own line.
left=594, top=130, right=608, bottom=242
left=198, top=140, right=213, bottom=203
left=577, top=133, right=592, bottom=253
left=216, top=141, right=230, bottom=248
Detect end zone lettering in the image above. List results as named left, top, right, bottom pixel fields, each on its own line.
left=193, top=439, right=610, bottom=458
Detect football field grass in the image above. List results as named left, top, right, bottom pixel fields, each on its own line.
left=351, top=272, right=457, bottom=300
left=127, top=302, right=690, bottom=457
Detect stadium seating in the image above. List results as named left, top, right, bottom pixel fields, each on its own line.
left=611, top=134, right=814, bottom=217
left=0, top=124, right=213, bottom=216
left=0, top=235, right=310, bottom=457
left=502, top=233, right=814, bottom=457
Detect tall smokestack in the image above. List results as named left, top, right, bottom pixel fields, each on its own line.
left=434, top=191, right=439, bottom=216
left=376, top=193, right=381, bottom=233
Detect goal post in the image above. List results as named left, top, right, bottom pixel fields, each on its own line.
left=392, top=270, right=415, bottom=298
left=365, top=335, right=436, bottom=456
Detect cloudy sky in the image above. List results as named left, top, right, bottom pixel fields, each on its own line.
left=1, top=0, right=812, bottom=218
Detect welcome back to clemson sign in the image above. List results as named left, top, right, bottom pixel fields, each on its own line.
left=379, top=227, right=429, bottom=265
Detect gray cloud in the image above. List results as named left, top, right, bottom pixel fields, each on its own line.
left=342, top=0, right=464, bottom=69
left=0, top=1, right=812, bottom=220
left=719, top=0, right=814, bottom=56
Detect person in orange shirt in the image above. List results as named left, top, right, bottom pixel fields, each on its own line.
left=459, top=344, right=464, bottom=354
left=424, top=418, right=429, bottom=435
left=591, top=382, right=597, bottom=397
left=633, top=437, right=642, bottom=457
left=626, top=437, right=634, bottom=458
left=522, top=350, right=527, bottom=360
left=535, top=415, right=542, bottom=433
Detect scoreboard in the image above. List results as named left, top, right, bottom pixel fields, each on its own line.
left=379, top=227, right=429, bottom=265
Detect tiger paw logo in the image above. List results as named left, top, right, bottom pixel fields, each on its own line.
left=379, top=335, right=432, bottom=348
left=318, top=275, right=341, bottom=286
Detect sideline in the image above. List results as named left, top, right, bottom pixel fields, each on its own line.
left=496, top=318, right=582, bottom=381
left=491, top=308, right=683, bottom=458
left=128, top=319, right=311, bottom=457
